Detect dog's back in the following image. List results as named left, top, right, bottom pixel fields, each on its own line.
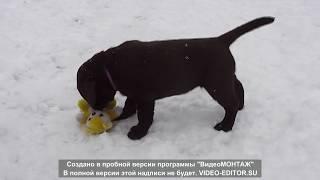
left=113, top=37, right=229, bottom=99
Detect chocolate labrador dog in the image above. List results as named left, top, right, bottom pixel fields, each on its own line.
left=77, top=17, right=274, bottom=139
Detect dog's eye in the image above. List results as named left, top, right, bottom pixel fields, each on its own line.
left=99, top=113, right=103, bottom=117
left=92, top=112, right=96, bottom=116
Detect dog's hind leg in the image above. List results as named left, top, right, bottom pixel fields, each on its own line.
left=234, top=75, right=244, bottom=110
left=204, top=76, right=240, bottom=132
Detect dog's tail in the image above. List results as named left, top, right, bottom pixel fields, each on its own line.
left=218, top=17, right=275, bottom=46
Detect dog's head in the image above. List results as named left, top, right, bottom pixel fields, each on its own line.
left=77, top=51, right=116, bottom=110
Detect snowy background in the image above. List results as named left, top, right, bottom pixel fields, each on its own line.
left=1, top=0, right=320, bottom=179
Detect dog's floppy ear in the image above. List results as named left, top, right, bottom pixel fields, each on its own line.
left=84, top=80, right=97, bottom=108
left=77, top=59, right=97, bottom=108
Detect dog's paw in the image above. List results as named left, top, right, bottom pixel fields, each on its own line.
left=214, top=122, right=233, bottom=132
left=127, top=125, right=148, bottom=140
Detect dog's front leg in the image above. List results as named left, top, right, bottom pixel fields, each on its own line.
left=114, top=98, right=136, bottom=121
left=127, top=100, right=155, bottom=140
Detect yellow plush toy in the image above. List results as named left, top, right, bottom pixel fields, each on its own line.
left=77, top=99, right=118, bottom=134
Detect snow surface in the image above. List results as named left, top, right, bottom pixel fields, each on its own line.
left=1, top=0, right=320, bottom=179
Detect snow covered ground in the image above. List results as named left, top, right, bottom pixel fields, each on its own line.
left=1, top=0, right=320, bottom=179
